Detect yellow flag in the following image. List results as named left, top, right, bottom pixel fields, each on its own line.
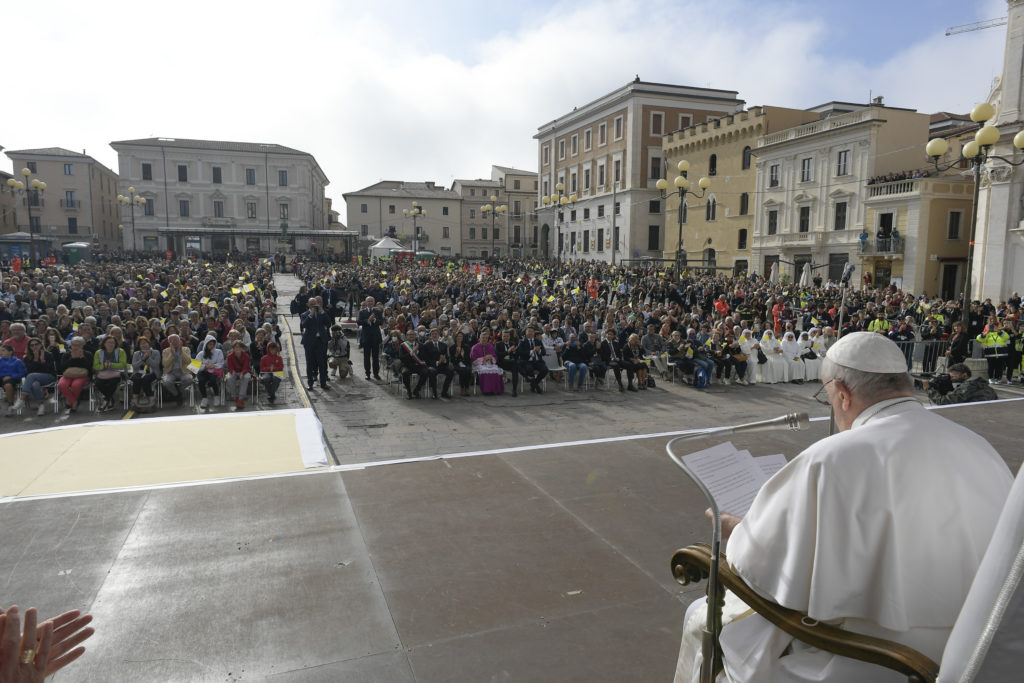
left=188, top=358, right=202, bottom=374
left=547, top=295, right=555, bottom=302
left=200, top=297, right=210, bottom=305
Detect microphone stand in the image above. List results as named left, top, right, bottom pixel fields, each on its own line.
left=666, top=412, right=809, bottom=683
left=830, top=263, right=855, bottom=435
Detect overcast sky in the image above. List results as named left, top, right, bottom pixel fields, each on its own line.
left=1, top=0, right=1009, bottom=216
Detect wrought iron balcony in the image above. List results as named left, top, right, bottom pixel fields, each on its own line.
left=860, top=236, right=905, bottom=254
left=60, top=199, right=81, bottom=210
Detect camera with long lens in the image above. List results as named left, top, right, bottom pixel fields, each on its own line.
left=914, top=372, right=953, bottom=394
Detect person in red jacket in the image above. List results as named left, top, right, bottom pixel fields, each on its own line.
left=225, top=341, right=251, bottom=409
left=259, top=341, right=284, bottom=404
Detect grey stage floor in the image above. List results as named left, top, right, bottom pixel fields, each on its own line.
left=2, top=399, right=1020, bottom=682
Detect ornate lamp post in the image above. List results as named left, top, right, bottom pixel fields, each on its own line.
left=117, top=186, right=146, bottom=252
left=6, top=168, right=47, bottom=262
left=925, top=102, right=1024, bottom=325
left=402, top=202, right=426, bottom=254
left=656, top=159, right=711, bottom=274
left=481, top=194, right=507, bottom=261
left=540, top=182, right=577, bottom=267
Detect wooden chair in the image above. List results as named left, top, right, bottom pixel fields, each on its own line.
left=671, top=462, right=1024, bottom=683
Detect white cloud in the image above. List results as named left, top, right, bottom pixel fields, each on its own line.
left=0, top=0, right=1009, bottom=217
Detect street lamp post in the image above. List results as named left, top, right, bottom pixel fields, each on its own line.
left=402, top=202, right=426, bottom=254
left=117, top=186, right=146, bottom=252
left=656, top=159, right=711, bottom=275
left=6, top=168, right=47, bottom=262
left=925, top=102, right=1024, bottom=327
left=540, top=182, right=577, bottom=268
left=480, top=194, right=507, bottom=262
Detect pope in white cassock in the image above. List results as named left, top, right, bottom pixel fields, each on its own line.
left=674, top=332, right=1014, bottom=683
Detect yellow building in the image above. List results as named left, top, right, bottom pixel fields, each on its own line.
left=862, top=176, right=973, bottom=296
left=661, top=106, right=817, bottom=274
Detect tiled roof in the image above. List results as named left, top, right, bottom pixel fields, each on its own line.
left=6, top=147, right=92, bottom=158
left=109, top=137, right=312, bottom=156
left=343, top=181, right=459, bottom=199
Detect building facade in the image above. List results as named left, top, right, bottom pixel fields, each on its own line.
left=862, top=175, right=973, bottom=295
left=491, top=165, right=539, bottom=259
left=661, top=106, right=818, bottom=274
left=0, top=170, right=15, bottom=236
left=535, top=79, right=744, bottom=263
left=109, top=137, right=331, bottom=256
left=750, top=104, right=931, bottom=284
left=451, top=177, right=504, bottom=259
left=3, top=147, right=120, bottom=254
left=343, top=181, right=461, bottom=257
left=972, top=0, right=1024, bottom=302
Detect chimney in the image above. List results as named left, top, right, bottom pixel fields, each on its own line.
left=871, top=96, right=884, bottom=106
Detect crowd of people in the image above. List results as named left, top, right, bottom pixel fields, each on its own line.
left=288, top=256, right=1024, bottom=403
left=0, top=255, right=282, bottom=418
left=865, top=168, right=931, bottom=184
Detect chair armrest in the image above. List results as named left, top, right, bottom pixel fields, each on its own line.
left=671, top=544, right=938, bottom=683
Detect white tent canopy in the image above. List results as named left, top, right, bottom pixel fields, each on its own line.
left=369, top=237, right=407, bottom=258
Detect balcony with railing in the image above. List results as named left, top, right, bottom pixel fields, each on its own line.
left=860, top=236, right=905, bottom=255
left=866, top=179, right=920, bottom=199
left=201, top=217, right=237, bottom=227
left=60, top=199, right=81, bottom=210
left=758, top=107, right=881, bottom=147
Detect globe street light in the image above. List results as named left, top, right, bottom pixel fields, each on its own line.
left=925, top=102, right=1024, bottom=326
left=6, top=168, right=47, bottom=262
left=117, top=186, right=147, bottom=252
left=656, top=159, right=711, bottom=274
left=481, top=194, right=507, bottom=262
left=402, top=201, right=426, bottom=254
left=540, top=182, right=577, bottom=268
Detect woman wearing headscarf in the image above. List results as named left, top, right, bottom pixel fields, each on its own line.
left=758, top=330, right=788, bottom=383
left=737, top=329, right=761, bottom=385
left=780, top=331, right=806, bottom=384
left=798, top=331, right=821, bottom=381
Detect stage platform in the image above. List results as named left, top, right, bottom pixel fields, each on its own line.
left=0, top=400, right=1020, bottom=681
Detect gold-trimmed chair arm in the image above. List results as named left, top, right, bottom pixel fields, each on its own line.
left=671, top=543, right=939, bottom=683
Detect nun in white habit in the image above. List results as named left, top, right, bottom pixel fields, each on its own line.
left=737, top=329, right=760, bottom=386
left=780, top=331, right=806, bottom=383
left=798, top=331, right=822, bottom=381
left=758, top=330, right=788, bottom=383
left=673, top=333, right=1013, bottom=683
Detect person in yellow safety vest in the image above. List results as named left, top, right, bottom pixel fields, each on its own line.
left=976, top=321, right=1011, bottom=384
left=867, top=311, right=891, bottom=334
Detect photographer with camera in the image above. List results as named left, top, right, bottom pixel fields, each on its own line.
left=924, top=363, right=998, bottom=405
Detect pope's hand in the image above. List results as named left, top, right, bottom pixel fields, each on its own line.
left=705, top=508, right=743, bottom=542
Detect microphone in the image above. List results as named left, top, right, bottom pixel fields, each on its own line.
left=840, top=262, right=855, bottom=286
left=665, top=411, right=811, bottom=683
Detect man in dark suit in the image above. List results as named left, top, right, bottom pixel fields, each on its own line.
left=599, top=328, right=626, bottom=391
left=325, top=280, right=345, bottom=324
left=300, top=296, right=331, bottom=389
left=398, top=329, right=428, bottom=399
left=516, top=326, right=548, bottom=394
left=421, top=328, right=454, bottom=399
left=357, top=297, right=383, bottom=380
left=495, top=329, right=520, bottom=397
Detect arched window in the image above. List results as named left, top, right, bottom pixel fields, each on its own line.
left=705, top=195, right=717, bottom=221
left=739, top=192, right=749, bottom=215
left=742, top=146, right=752, bottom=170
left=709, top=154, right=718, bottom=176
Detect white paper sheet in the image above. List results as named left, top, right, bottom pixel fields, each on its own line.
left=681, top=442, right=768, bottom=517
left=753, top=453, right=788, bottom=480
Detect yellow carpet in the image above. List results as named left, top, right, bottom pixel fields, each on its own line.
left=1, top=410, right=328, bottom=498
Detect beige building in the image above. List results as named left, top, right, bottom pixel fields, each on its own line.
left=110, top=137, right=333, bottom=256
left=451, top=177, right=503, bottom=258
left=0, top=169, right=15, bottom=236
left=4, top=147, right=120, bottom=255
left=751, top=102, right=931, bottom=283
left=862, top=175, right=973, bottom=295
left=535, top=78, right=744, bottom=263
left=343, top=181, right=461, bottom=256
left=662, top=106, right=818, bottom=274
left=491, top=165, right=539, bottom=259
